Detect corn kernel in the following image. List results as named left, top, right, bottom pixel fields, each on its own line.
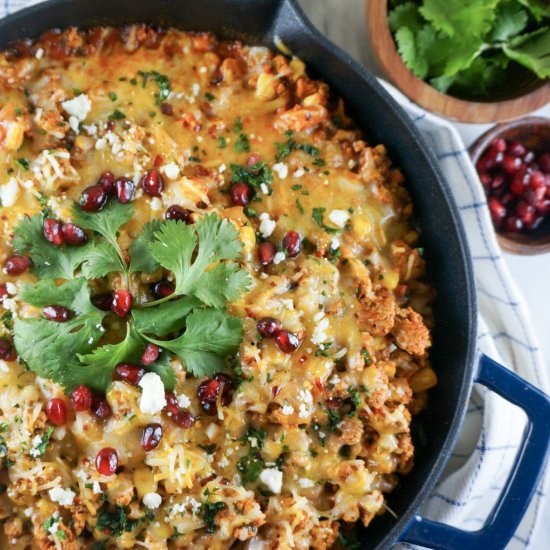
left=409, top=368, right=437, bottom=393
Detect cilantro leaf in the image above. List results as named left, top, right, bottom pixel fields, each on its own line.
left=144, top=308, right=243, bottom=377
left=19, top=277, right=97, bottom=315
left=147, top=215, right=250, bottom=307
left=73, top=201, right=133, bottom=251
left=517, top=0, right=550, bottom=21
left=14, top=310, right=106, bottom=392
left=503, top=27, right=550, bottom=78
left=96, top=506, right=136, bottom=538
left=128, top=220, right=163, bottom=273
left=12, top=215, right=89, bottom=279
left=132, top=297, right=201, bottom=336
left=311, top=207, right=340, bottom=234
left=489, top=1, right=529, bottom=42
left=230, top=162, right=273, bottom=192
left=148, top=351, right=176, bottom=390
left=234, top=133, right=250, bottom=153
left=388, top=1, right=424, bottom=33
left=81, top=241, right=127, bottom=279
left=395, top=27, right=429, bottom=79
left=77, top=324, right=145, bottom=391
left=30, top=426, right=54, bottom=458
left=419, top=0, right=499, bottom=39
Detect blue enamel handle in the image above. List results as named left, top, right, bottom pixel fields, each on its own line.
left=400, top=354, right=550, bottom=549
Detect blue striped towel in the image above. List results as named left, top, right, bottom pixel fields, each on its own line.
left=1, top=1, right=548, bottom=547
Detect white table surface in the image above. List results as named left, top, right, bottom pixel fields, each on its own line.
left=298, top=1, right=550, bottom=548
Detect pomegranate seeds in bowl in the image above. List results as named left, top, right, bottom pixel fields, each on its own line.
left=476, top=137, right=550, bottom=238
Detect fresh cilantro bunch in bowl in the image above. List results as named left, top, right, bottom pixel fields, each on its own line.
left=11, top=201, right=250, bottom=394
left=389, top=0, right=549, bottom=98
left=367, top=0, right=550, bottom=122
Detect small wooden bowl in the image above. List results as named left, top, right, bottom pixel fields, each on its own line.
left=366, top=0, right=550, bottom=123
left=469, top=117, right=550, bottom=255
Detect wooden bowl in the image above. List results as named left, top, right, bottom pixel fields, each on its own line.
left=469, top=117, right=550, bottom=255
left=366, top=0, right=550, bottom=123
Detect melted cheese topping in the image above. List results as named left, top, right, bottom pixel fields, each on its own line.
left=0, top=26, right=436, bottom=549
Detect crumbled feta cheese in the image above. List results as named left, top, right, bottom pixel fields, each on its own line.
left=2, top=298, right=17, bottom=311
left=68, top=115, right=80, bottom=133
left=93, top=481, right=102, bottom=494
left=329, top=374, right=341, bottom=384
left=272, top=251, right=286, bottom=265
left=218, top=455, right=229, bottom=468
left=281, top=405, right=294, bottom=415
left=24, top=507, right=33, bottom=518
left=48, top=487, right=76, bottom=506
left=259, top=468, right=283, bottom=494
left=0, top=178, right=19, bottom=207
left=0, top=360, right=9, bottom=373
left=83, top=124, right=97, bottom=136
left=5, top=282, right=17, bottom=295
left=48, top=521, right=59, bottom=536
left=293, top=167, right=305, bottom=178
left=61, top=94, right=91, bottom=122
left=298, top=478, right=315, bottom=488
left=328, top=209, right=350, bottom=228
left=177, top=393, right=191, bottom=408
left=311, top=317, right=330, bottom=345
left=162, top=162, right=180, bottom=180
left=218, top=163, right=226, bottom=174
left=143, top=492, right=162, bottom=510
left=260, top=182, right=269, bottom=195
left=35, top=48, right=44, bottom=59
left=259, top=212, right=276, bottom=238
left=330, top=237, right=341, bottom=250
left=192, top=83, right=200, bottom=96
left=150, top=197, right=163, bottom=211
left=272, top=162, right=288, bottom=179
left=138, top=372, right=167, bottom=414
left=249, top=437, right=258, bottom=448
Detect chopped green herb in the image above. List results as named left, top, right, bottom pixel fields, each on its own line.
left=230, top=162, right=273, bottom=193
left=295, top=198, right=305, bottom=215
left=201, top=502, right=226, bottom=534
left=95, top=506, right=136, bottom=538
left=15, top=158, right=29, bottom=171
left=217, top=136, right=227, bottom=149
left=137, top=70, right=172, bottom=104
left=312, top=207, right=339, bottom=234
left=108, top=92, right=117, bottom=102
left=233, top=117, right=243, bottom=133
left=234, top=133, right=250, bottom=153
left=108, top=109, right=126, bottom=121
left=275, top=137, right=321, bottom=161
left=205, top=92, right=215, bottom=101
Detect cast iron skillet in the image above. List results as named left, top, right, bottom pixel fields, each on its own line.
left=1, top=1, right=549, bottom=549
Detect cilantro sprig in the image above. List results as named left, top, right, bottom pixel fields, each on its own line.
left=389, top=0, right=550, bottom=97
left=11, top=205, right=250, bottom=393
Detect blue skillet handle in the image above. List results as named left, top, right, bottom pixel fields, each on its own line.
left=400, top=354, right=550, bottom=549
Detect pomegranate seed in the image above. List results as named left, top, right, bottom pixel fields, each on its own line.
left=488, top=198, right=506, bottom=224
left=539, top=153, right=550, bottom=173
left=46, top=398, right=67, bottom=426
left=141, top=423, right=163, bottom=451
left=525, top=187, right=546, bottom=205
left=71, top=385, right=93, bottom=411
left=529, top=171, right=546, bottom=190
left=111, top=290, right=132, bottom=317
left=61, top=223, right=87, bottom=245
left=43, top=218, right=64, bottom=246
left=165, top=205, right=192, bottom=223
left=164, top=391, right=180, bottom=415
left=507, top=140, right=526, bottom=157
left=479, top=172, right=491, bottom=188
left=115, top=177, right=135, bottom=204
left=258, top=242, right=276, bottom=266
left=141, top=343, right=160, bottom=366
left=504, top=216, right=523, bottom=233
left=79, top=185, right=107, bottom=212
left=257, top=317, right=282, bottom=337
left=141, top=170, right=164, bottom=197
left=0, top=284, right=7, bottom=303
left=510, top=168, right=529, bottom=195
left=97, top=171, right=116, bottom=195
left=91, top=396, right=112, bottom=419
left=4, top=255, right=31, bottom=275
left=115, top=363, right=145, bottom=386
left=502, top=155, right=522, bottom=174
left=96, top=447, right=118, bottom=475
left=230, top=182, right=251, bottom=206
left=197, top=374, right=235, bottom=414
left=151, top=280, right=174, bottom=299
left=524, top=151, right=536, bottom=164
left=275, top=330, right=300, bottom=353
left=491, top=172, right=505, bottom=189
left=325, top=397, right=344, bottom=410
left=91, top=293, right=113, bottom=311
left=537, top=200, right=550, bottom=215
left=271, top=385, right=281, bottom=398
left=172, top=409, right=196, bottom=428
left=283, top=231, right=301, bottom=257
left=516, top=201, right=535, bottom=224
left=0, top=338, right=17, bottom=362
left=492, top=138, right=506, bottom=153
left=43, top=305, right=70, bottom=322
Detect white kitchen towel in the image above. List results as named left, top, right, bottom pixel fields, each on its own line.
left=1, top=1, right=549, bottom=548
